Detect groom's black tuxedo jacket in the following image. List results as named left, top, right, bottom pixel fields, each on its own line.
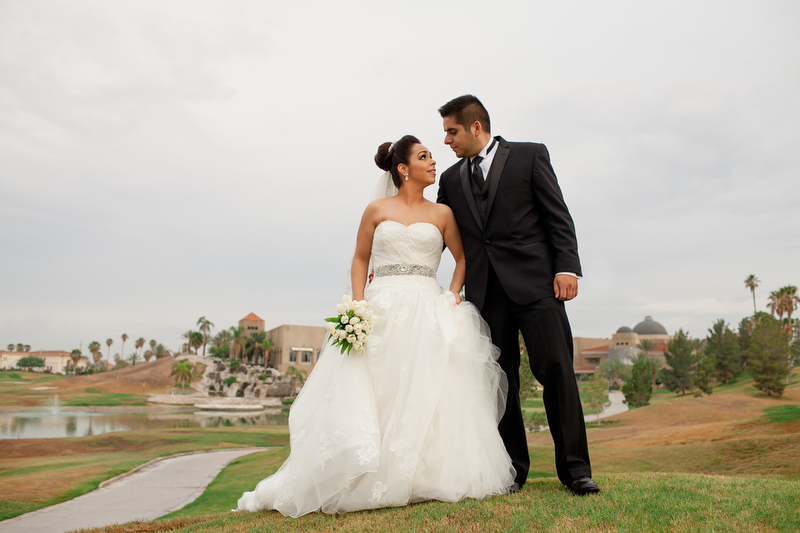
left=437, top=136, right=581, bottom=310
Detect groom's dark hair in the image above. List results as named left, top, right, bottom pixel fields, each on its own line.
left=438, top=95, right=491, bottom=134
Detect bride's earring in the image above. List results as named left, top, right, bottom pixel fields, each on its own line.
left=404, top=174, right=409, bottom=181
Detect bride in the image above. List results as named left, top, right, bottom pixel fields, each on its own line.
left=237, top=135, right=515, bottom=517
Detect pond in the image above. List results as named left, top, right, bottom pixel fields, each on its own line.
left=0, top=407, right=289, bottom=439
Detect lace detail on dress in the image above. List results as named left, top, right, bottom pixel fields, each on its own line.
left=357, top=405, right=380, bottom=465
left=368, top=481, right=388, bottom=504
left=319, top=430, right=345, bottom=472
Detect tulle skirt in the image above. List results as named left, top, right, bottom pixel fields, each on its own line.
left=237, top=275, right=514, bottom=517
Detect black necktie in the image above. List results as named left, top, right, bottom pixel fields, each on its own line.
left=472, top=156, right=484, bottom=187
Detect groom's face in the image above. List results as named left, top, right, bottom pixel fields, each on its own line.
left=443, top=116, right=480, bottom=159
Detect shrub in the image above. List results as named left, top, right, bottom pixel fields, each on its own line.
left=223, top=376, right=237, bottom=387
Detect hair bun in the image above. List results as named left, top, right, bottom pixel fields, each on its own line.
left=374, top=142, right=393, bottom=172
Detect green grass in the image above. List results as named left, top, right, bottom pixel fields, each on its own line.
left=0, top=373, right=23, bottom=381
left=63, top=393, right=148, bottom=406
left=0, top=427, right=289, bottom=521
left=162, top=447, right=290, bottom=519
left=763, top=404, right=800, bottom=424
left=92, top=473, right=800, bottom=533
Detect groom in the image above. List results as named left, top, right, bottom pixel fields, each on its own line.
left=436, top=95, right=598, bottom=495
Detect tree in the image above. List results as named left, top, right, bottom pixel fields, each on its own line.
left=632, top=339, right=661, bottom=389
left=171, top=359, right=194, bottom=389
left=120, top=333, right=128, bottom=362
left=135, top=337, right=145, bottom=359
left=144, top=343, right=172, bottom=360
left=23, top=345, right=30, bottom=352
left=706, top=319, right=741, bottom=384
left=105, top=338, right=113, bottom=360
left=69, top=349, right=83, bottom=373
left=622, top=360, right=652, bottom=407
left=17, top=356, right=45, bottom=370
left=189, top=331, right=203, bottom=355
left=285, top=366, right=308, bottom=392
left=231, top=326, right=248, bottom=361
left=694, top=351, right=716, bottom=395
left=583, top=373, right=610, bottom=422
left=597, top=357, right=630, bottom=387
left=248, top=332, right=269, bottom=364
left=748, top=315, right=789, bottom=396
left=127, top=351, right=141, bottom=367
left=88, top=341, right=103, bottom=370
left=149, top=339, right=157, bottom=353
left=113, top=353, right=130, bottom=369
left=196, top=316, right=214, bottom=358
left=744, top=274, right=760, bottom=314
left=181, top=330, right=194, bottom=354
left=16, top=343, right=23, bottom=352
left=6, top=344, right=13, bottom=351
left=767, top=285, right=799, bottom=384
left=212, top=329, right=232, bottom=348
left=659, top=329, right=697, bottom=395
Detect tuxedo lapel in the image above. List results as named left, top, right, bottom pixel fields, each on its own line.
left=484, top=138, right=509, bottom=223
left=459, top=159, right=483, bottom=230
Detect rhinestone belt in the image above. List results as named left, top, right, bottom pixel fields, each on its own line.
left=375, top=263, right=436, bottom=278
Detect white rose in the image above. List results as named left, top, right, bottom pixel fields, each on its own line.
left=326, top=323, right=335, bottom=333
left=357, top=333, right=366, bottom=342
left=354, top=323, right=362, bottom=333
left=347, top=334, right=356, bottom=344
left=340, top=315, right=349, bottom=324
left=345, top=324, right=354, bottom=333
left=338, top=330, right=347, bottom=340
left=336, top=303, right=347, bottom=315
left=349, top=316, right=360, bottom=325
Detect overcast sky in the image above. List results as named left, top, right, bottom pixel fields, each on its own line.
left=2, top=0, right=798, bottom=357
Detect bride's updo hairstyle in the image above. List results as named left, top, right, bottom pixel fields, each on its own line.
left=374, top=135, right=421, bottom=188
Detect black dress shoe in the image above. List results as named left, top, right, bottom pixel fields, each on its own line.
left=506, top=482, right=521, bottom=494
left=569, top=477, right=599, bottom=495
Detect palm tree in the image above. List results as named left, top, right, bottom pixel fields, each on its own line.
left=171, top=359, right=194, bottom=389
left=249, top=332, right=269, bottom=364
left=16, top=343, right=23, bottom=352
left=88, top=341, right=102, bottom=370
left=120, top=333, right=128, bottom=361
left=105, top=338, right=113, bottom=360
left=212, top=329, right=232, bottom=348
left=69, top=349, right=83, bottom=373
left=744, top=275, right=760, bottom=314
left=135, top=337, right=145, bottom=359
left=188, top=331, right=203, bottom=355
left=23, top=345, right=30, bottom=352
left=127, top=351, right=141, bottom=367
left=196, top=316, right=214, bottom=358
left=230, top=326, right=247, bottom=361
left=776, top=285, right=799, bottom=384
left=149, top=339, right=157, bottom=353
left=181, top=330, right=195, bottom=354
left=6, top=344, right=13, bottom=352
left=285, top=366, right=308, bottom=392
left=261, top=338, right=274, bottom=366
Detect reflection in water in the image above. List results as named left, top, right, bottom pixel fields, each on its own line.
left=0, top=408, right=289, bottom=439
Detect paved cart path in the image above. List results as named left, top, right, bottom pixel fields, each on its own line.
left=0, top=447, right=269, bottom=533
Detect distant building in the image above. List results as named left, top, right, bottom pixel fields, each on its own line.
left=265, top=324, right=327, bottom=375
left=239, top=313, right=265, bottom=335
left=0, top=350, right=88, bottom=374
left=573, top=316, right=673, bottom=375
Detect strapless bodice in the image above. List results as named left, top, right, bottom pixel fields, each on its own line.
left=370, top=220, right=443, bottom=273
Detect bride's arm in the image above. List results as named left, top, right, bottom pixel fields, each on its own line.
left=351, top=203, right=379, bottom=301
left=441, top=208, right=465, bottom=305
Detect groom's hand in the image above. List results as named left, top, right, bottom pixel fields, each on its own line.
left=554, top=275, right=578, bottom=301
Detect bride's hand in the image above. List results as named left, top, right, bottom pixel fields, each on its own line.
left=445, top=290, right=462, bottom=306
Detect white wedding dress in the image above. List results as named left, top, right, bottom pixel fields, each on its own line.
left=237, top=220, right=514, bottom=517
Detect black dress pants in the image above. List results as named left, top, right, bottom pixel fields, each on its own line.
left=481, top=264, right=591, bottom=487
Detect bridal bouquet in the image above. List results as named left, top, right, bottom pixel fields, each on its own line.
left=325, top=295, right=377, bottom=355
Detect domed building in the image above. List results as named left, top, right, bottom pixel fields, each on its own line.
left=572, top=316, right=673, bottom=374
